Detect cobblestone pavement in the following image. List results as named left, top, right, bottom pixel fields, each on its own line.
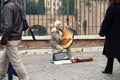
left=0, top=47, right=120, bottom=80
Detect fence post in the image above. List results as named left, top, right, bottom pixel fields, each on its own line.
left=66, top=0, right=69, bottom=26
left=23, top=0, right=26, bottom=17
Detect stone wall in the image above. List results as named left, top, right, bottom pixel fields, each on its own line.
left=0, top=35, right=104, bottom=49
left=19, top=35, right=104, bottom=49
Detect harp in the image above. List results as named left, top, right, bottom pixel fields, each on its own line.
left=58, top=28, right=74, bottom=49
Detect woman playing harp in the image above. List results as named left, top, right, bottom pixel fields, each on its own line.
left=50, top=20, right=73, bottom=57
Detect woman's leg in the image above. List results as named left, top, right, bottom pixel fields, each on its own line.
left=66, top=47, right=71, bottom=56
left=8, top=62, right=13, bottom=80
left=102, top=57, right=114, bottom=74
left=7, top=62, right=18, bottom=76
left=54, top=45, right=64, bottom=53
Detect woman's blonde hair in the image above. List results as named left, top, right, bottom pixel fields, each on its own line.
left=54, top=20, right=61, bottom=26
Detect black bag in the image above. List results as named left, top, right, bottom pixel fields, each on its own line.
left=0, top=36, right=8, bottom=45
left=53, top=52, right=71, bottom=61
left=22, top=18, right=29, bottom=31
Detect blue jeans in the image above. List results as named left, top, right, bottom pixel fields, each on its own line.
left=7, top=62, right=18, bottom=80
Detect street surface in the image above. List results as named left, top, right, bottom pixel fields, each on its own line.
left=0, top=47, right=120, bottom=80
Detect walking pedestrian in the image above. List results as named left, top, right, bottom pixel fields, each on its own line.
left=0, top=0, right=29, bottom=79
left=99, top=0, right=120, bottom=74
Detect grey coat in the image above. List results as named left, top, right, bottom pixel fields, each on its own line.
left=1, top=1, right=23, bottom=45
left=50, top=28, right=64, bottom=48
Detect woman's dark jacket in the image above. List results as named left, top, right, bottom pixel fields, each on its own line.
left=99, top=4, right=120, bottom=58
left=1, top=1, right=23, bottom=45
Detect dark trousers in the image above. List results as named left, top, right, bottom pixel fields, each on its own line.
left=104, top=58, right=120, bottom=72
left=7, top=62, right=18, bottom=80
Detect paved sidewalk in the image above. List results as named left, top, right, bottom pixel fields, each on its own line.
left=0, top=47, right=120, bottom=80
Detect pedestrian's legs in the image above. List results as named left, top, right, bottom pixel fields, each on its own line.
left=102, top=57, right=114, bottom=74
left=0, top=47, right=9, bottom=80
left=7, top=69, right=13, bottom=80
left=7, top=62, right=18, bottom=80
left=6, top=40, right=29, bottom=80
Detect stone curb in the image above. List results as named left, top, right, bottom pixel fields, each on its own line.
left=0, top=47, right=103, bottom=56
left=20, top=46, right=103, bottom=55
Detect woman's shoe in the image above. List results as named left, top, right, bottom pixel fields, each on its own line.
left=102, top=71, right=112, bottom=74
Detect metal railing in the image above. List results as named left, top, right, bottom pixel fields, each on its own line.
left=1, top=0, right=109, bottom=36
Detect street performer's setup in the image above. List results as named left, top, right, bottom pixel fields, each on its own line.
left=52, top=25, right=93, bottom=65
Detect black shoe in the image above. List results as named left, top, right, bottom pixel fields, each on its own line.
left=102, top=71, right=112, bottom=74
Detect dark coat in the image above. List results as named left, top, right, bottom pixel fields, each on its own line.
left=1, top=1, right=23, bottom=45
left=99, top=4, right=120, bottom=58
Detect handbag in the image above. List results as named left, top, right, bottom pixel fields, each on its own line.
left=22, top=18, right=29, bottom=31
left=53, top=52, right=71, bottom=61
